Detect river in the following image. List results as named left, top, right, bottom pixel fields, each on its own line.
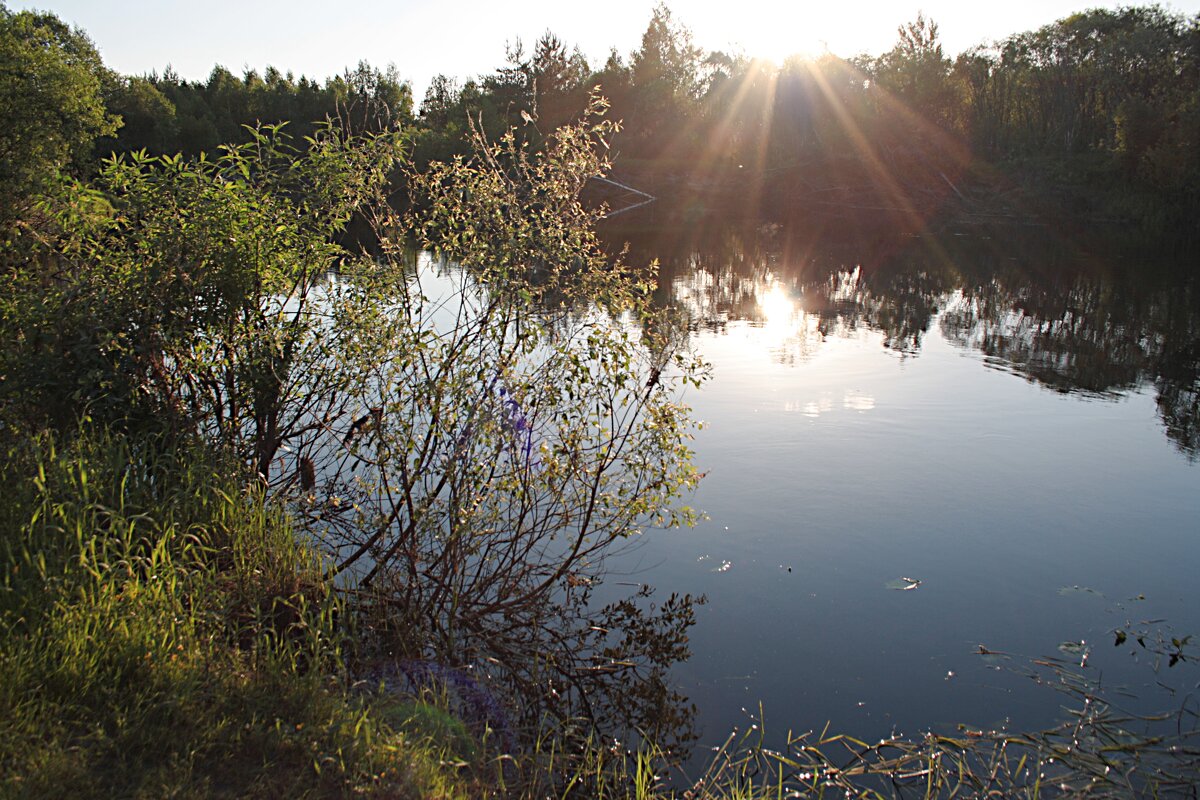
left=599, top=224, right=1200, bottom=766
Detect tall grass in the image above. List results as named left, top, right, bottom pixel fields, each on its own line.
left=0, top=431, right=467, bottom=798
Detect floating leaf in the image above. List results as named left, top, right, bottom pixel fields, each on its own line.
left=1114, top=630, right=1127, bottom=647
left=1057, top=585, right=1103, bottom=598
left=1058, top=640, right=1088, bottom=656
left=885, top=577, right=922, bottom=591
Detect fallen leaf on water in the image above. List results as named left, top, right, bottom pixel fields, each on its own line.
left=1057, top=585, right=1104, bottom=598
left=885, top=577, right=922, bottom=591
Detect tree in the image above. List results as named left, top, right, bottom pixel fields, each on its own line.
left=872, top=13, right=958, bottom=132
left=530, top=31, right=590, bottom=131
left=631, top=3, right=701, bottom=101
left=328, top=60, right=414, bottom=133
left=420, top=74, right=461, bottom=130
left=2, top=124, right=401, bottom=449
left=0, top=6, right=116, bottom=222
left=628, top=3, right=703, bottom=150
left=345, top=98, right=707, bottom=741
left=99, top=76, right=179, bottom=155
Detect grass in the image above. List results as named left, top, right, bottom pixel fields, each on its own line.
left=0, top=431, right=471, bottom=799
left=504, top=679, right=1200, bottom=799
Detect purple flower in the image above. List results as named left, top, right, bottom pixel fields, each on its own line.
left=395, top=659, right=518, bottom=753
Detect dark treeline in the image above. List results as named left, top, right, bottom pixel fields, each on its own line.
left=420, top=4, right=1200, bottom=232
left=3, top=2, right=1198, bottom=236
left=100, top=61, right=414, bottom=156
left=84, top=4, right=1200, bottom=236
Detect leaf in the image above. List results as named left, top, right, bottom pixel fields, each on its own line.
left=1057, top=585, right=1103, bottom=599
left=885, top=577, right=921, bottom=591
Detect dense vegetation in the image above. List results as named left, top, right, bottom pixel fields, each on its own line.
left=2, top=4, right=705, bottom=796
left=2, top=1, right=1198, bottom=797
left=423, top=3, right=1199, bottom=231
left=45, top=3, right=1200, bottom=235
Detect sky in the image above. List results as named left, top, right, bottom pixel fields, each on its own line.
left=10, top=0, right=1200, bottom=103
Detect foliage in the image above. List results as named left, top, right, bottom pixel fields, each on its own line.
left=404, top=4, right=1200, bottom=232
left=626, top=3, right=704, bottom=148
left=1, top=123, right=402, bottom=460
left=0, top=4, right=116, bottom=225
left=329, top=93, right=708, bottom=745
left=60, top=4, right=1199, bottom=232
left=98, top=75, right=180, bottom=155
left=94, top=61, right=414, bottom=159
left=872, top=14, right=960, bottom=132
left=327, top=60, right=416, bottom=135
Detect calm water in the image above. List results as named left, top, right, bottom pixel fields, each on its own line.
left=603, top=228, right=1200, bottom=758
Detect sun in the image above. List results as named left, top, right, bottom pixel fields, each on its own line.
left=684, top=0, right=902, bottom=63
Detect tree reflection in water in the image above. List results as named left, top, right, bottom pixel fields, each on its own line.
left=617, top=223, right=1200, bottom=461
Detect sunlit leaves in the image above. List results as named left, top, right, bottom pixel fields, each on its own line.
left=0, top=7, right=117, bottom=217
left=3, top=94, right=707, bottom=750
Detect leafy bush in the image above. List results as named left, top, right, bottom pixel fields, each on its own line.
left=2, top=93, right=707, bottom=754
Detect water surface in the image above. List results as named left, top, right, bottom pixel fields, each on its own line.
left=605, top=228, right=1200, bottom=756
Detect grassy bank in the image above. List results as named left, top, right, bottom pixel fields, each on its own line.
left=0, top=431, right=475, bottom=799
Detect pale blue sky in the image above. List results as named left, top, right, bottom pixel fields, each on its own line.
left=10, top=0, right=1200, bottom=102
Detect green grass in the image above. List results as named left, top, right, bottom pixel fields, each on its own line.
left=0, top=431, right=471, bottom=799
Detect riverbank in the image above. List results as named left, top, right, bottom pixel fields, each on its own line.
left=0, top=432, right=476, bottom=799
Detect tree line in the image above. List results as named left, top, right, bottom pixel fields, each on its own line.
left=4, top=3, right=1197, bottom=233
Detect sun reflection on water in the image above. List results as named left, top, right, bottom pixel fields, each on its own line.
left=755, top=281, right=797, bottom=329
left=784, top=391, right=877, bottom=417
left=672, top=268, right=832, bottom=364
left=751, top=277, right=829, bottom=364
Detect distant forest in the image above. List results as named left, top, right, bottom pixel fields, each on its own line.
left=11, top=3, right=1200, bottom=232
